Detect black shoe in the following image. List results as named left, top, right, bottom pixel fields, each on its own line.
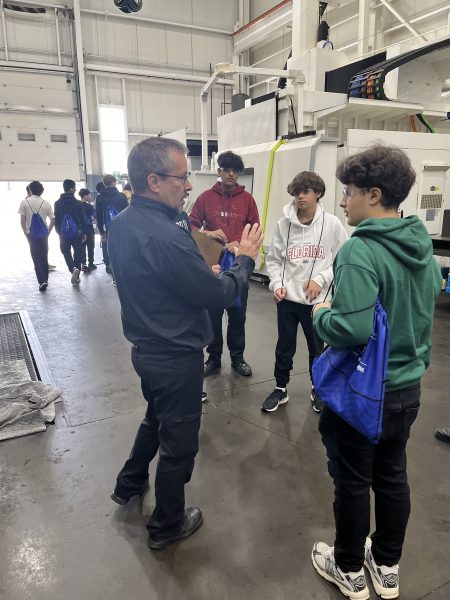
left=261, top=387, right=289, bottom=412
left=105, top=265, right=112, bottom=274
left=39, top=282, right=48, bottom=292
left=201, top=391, right=208, bottom=402
left=311, top=388, right=323, bottom=413
left=204, top=357, right=221, bottom=377
left=89, top=263, right=97, bottom=270
left=148, top=507, right=203, bottom=550
left=435, top=427, right=450, bottom=444
left=231, top=359, right=252, bottom=377
left=110, top=480, right=149, bottom=505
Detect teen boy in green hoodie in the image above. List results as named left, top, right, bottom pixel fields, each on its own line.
left=310, top=144, right=442, bottom=600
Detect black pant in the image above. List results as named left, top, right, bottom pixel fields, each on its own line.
left=115, top=347, right=203, bottom=538
left=27, top=235, right=49, bottom=285
left=60, top=235, right=83, bottom=272
left=101, top=234, right=109, bottom=268
left=207, top=284, right=248, bottom=361
left=82, top=231, right=95, bottom=265
left=319, top=384, right=421, bottom=572
left=274, top=299, right=323, bottom=387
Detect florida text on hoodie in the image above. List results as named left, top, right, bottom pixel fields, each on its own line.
left=266, top=202, right=348, bottom=305
left=313, top=216, right=442, bottom=391
left=190, top=182, right=260, bottom=243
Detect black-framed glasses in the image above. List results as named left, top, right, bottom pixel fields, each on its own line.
left=154, top=172, right=191, bottom=184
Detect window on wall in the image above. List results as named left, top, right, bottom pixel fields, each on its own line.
left=98, top=105, right=128, bottom=175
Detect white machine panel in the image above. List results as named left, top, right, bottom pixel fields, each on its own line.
left=217, top=99, right=277, bottom=151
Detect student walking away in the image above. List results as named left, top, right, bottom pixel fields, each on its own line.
left=18, top=181, right=55, bottom=291
left=108, top=137, right=263, bottom=550
left=54, top=179, right=87, bottom=285
left=79, top=188, right=97, bottom=272
left=263, top=172, right=347, bottom=414
left=95, top=174, right=128, bottom=275
left=190, top=151, right=260, bottom=377
left=123, top=182, right=132, bottom=203
left=310, top=145, right=442, bottom=600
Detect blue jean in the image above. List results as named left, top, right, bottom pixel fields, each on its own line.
left=319, top=384, right=421, bottom=571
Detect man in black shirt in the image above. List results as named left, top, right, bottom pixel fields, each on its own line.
left=108, top=137, right=262, bottom=550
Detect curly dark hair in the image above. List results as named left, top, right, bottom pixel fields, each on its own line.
left=287, top=171, right=326, bottom=199
left=217, top=151, right=244, bottom=172
left=336, top=144, right=416, bottom=208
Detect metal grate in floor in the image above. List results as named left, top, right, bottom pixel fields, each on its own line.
left=0, top=312, right=38, bottom=380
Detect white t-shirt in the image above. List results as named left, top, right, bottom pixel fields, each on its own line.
left=18, top=195, right=54, bottom=234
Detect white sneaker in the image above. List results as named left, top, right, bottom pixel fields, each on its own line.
left=312, top=542, right=369, bottom=600
left=71, top=268, right=81, bottom=284
left=364, top=538, right=399, bottom=599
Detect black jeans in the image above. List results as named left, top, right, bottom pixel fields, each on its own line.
left=115, top=347, right=203, bottom=538
left=27, top=235, right=49, bottom=285
left=101, top=233, right=109, bottom=268
left=82, top=231, right=95, bottom=265
left=274, top=299, right=323, bottom=387
left=206, top=284, right=249, bottom=362
left=319, top=384, right=421, bottom=572
left=60, top=235, right=83, bottom=272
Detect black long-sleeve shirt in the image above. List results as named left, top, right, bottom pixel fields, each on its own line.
left=107, top=194, right=254, bottom=354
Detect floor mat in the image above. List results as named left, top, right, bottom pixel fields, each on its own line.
left=0, top=360, right=62, bottom=442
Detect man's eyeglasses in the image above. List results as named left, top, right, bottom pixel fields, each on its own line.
left=154, top=172, right=191, bottom=184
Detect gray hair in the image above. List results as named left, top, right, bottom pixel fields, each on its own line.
left=128, top=137, right=187, bottom=194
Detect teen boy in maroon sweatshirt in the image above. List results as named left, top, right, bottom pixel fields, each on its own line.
left=190, top=151, right=260, bottom=377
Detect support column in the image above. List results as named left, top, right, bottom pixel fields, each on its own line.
left=73, top=0, right=92, bottom=178
left=358, top=0, right=370, bottom=56
left=292, top=0, right=318, bottom=60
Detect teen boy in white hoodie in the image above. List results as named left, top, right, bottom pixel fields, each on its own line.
left=262, top=171, right=348, bottom=413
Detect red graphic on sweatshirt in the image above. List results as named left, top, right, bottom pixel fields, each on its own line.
left=287, top=244, right=325, bottom=260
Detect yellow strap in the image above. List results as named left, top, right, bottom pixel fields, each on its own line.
left=259, top=139, right=286, bottom=268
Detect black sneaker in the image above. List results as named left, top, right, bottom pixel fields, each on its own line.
left=261, top=388, right=289, bottom=412
left=39, top=282, right=48, bottom=292
left=89, top=263, right=97, bottom=270
left=110, top=480, right=150, bottom=505
left=311, top=388, right=323, bottom=413
left=204, top=357, right=221, bottom=376
left=202, top=391, right=208, bottom=402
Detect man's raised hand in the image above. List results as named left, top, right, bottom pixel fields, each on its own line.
left=235, top=223, right=263, bottom=261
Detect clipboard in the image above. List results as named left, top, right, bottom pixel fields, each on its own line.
left=192, top=230, right=224, bottom=267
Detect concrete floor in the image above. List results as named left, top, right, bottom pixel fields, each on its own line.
left=1, top=197, right=449, bottom=600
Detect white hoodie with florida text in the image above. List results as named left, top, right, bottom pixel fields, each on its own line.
left=266, top=201, right=348, bottom=305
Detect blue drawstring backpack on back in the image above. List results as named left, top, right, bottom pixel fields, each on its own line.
left=312, top=298, right=390, bottom=444
left=61, top=214, right=80, bottom=239
left=104, top=205, right=119, bottom=228
left=27, top=200, right=48, bottom=240
left=220, top=250, right=241, bottom=308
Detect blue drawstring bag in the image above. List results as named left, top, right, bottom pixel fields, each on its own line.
left=312, top=298, right=390, bottom=444
left=61, top=214, right=80, bottom=239
left=104, top=204, right=119, bottom=228
left=220, top=250, right=241, bottom=308
left=27, top=200, right=48, bottom=240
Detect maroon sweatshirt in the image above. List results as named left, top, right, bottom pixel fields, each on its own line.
left=190, top=182, right=260, bottom=243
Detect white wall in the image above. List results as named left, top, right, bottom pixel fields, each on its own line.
left=0, top=0, right=239, bottom=181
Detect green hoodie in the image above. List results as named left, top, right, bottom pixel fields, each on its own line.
left=313, top=216, right=442, bottom=391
